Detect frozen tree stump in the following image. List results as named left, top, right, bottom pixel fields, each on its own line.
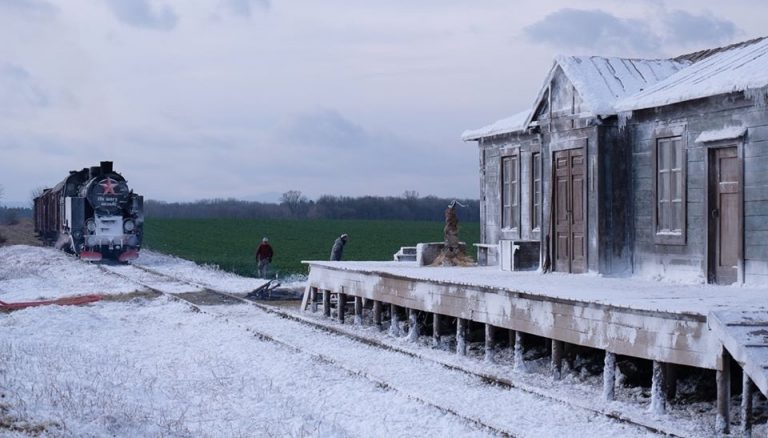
left=456, top=318, right=467, bottom=356
left=407, top=308, right=419, bottom=342
left=603, top=351, right=616, bottom=401
left=651, top=360, right=666, bottom=415
left=484, top=323, right=495, bottom=363
left=373, top=300, right=383, bottom=329
left=389, top=304, right=401, bottom=337
left=322, top=290, right=331, bottom=318
left=354, top=296, right=363, bottom=325
left=431, top=201, right=474, bottom=267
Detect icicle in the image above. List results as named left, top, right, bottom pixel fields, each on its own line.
left=389, top=304, right=401, bottom=337
left=744, top=86, right=768, bottom=108
left=650, top=360, right=666, bottom=415
left=603, top=351, right=616, bottom=401
left=407, top=309, right=419, bottom=342
left=513, top=331, right=526, bottom=372
left=617, top=111, right=633, bottom=130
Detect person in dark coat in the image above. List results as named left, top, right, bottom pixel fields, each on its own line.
left=330, top=233, right=348, bottom=261
left=255, top=237, right=274, bottom=278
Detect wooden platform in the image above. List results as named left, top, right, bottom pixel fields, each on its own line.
left=709, top=311, right=768, bottom=397
left=303, top=261, right=768, bottom=370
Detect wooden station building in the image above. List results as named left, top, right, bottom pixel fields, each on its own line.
left=302, top=37, right=768, bottom=435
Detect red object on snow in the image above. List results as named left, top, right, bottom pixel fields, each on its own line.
left=118, top=249, right=139, bottom=262
left=80, top=251, right=103, bottom=262
left=0, top=294, right=103, bottom=311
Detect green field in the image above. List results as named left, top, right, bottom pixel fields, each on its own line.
left=143, top=218, right=480, bottom=278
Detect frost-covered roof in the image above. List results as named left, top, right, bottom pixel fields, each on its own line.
left=616, top=37, right=768, bottom=112
left=461, top=109, right=531, bottom=141
left=552, top=55, right=689, bottom=116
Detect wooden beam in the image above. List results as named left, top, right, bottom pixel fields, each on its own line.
left=603, top=351, right=616, bottom=401
left=485, top=323, right=496, bottom=363
left=322, top=289, right=331, bottom=318
left=373, top=300, right=383, bottom=329
left=337, top=293, right=347, bottom=324
left=551, top=340, right=564, bottom=380
left=433, top=313, right=441, bottom=347
left=742, top=372, right=753, bottom=438
left=716, top=351, right=731, bottom=433
left=664, top=363, right=677, bottom=401
left=457, top=318, right=467, bottom=356
left=407, top=308, right=419, bottom=342
left=354, top=296, right=363, bottom=325
left=309, top=287, right=318, bottom=313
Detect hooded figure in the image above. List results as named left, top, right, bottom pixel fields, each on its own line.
left=255, top=237, right=274, bottom=278
left=330, top=233, right=348, bottom=261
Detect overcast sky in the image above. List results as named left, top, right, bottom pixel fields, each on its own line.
left=1, top=0, right=765, bottom=205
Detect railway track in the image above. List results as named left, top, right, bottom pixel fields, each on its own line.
left=97, top=262, right=694, bottom=437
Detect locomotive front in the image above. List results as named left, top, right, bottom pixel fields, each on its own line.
left=33, top=161, right=144, bottom=262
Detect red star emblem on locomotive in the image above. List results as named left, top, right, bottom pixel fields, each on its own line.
left=100, top=177, right=118, bottom=195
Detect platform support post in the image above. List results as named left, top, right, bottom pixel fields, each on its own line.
left=354, top=296, right=363, bottom=325
left=742, top=372, right=754, bottom=438
left=603, top=351, right=616, bottom=401
left=337, top=293, right=347, bottom=324
left=373, top=300, right=383, bottom=329
left=651, top=360, right=666, bottom=415
left=484, top=323, right=495, bottom=363
left=513, top=331, right=525, bottom=372
left=407, top=308, right=419, bottom=342
left=665, top=363, right=677, bottom=401
left=309, top=287, right=318, bottom=313
left=432, top=313, right=441, bottom=347
left=389, top=304, right=400, bottom=336
left=716, top=350, right=731, bottom=434
left=322, top=290, right=331, bottom=317
left=456, top=318, right=467, bottom=356
left=551, top=340, right=564, bottom=380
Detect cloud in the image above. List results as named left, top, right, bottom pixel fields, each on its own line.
left=281, top=109, right=370, bottom=150
left=661, top=10, right=738, bottom=46
left=222, top=0, right=270, bottom=17
left=104, top=0, right=178, bottom=31
left=523, top=9, right=659, bottom=55
left=0, top=0, right=57, bottom=18
left=524, top=8, right=741, bottom=56
left=0, top=63, right=50, bottom=114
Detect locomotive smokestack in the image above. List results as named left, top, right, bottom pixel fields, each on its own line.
left=100, top=161, right=113, bottom=174
left=89, top=166, right=101, bottom=179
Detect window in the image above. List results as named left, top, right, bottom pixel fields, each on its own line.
left=531, top=152, right=541, bottom=231
left=654, top=136, right=686, bottom=244
left=501, top=154, right=520, bottom=231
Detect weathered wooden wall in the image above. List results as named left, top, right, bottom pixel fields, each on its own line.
left=307, top=264, right=722, bottom=369
left=627, top=92, right=768, bottom=284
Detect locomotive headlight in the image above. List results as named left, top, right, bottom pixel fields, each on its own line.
left=86, top=220, right=96, bottom=233
left=123, top=219, right=135, bottom=233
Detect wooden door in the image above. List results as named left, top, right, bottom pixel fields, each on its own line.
left=711, top=147, right=741, bottom=284
left=554, top=148, right=586, bottom=273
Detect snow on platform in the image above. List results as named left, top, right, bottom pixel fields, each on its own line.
left=708, top=310, right=768, bottom=397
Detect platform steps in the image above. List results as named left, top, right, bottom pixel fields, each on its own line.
left=393, top=246, right=417, bottom=262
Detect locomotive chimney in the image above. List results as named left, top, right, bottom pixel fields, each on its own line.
left=89, top=166, right=101, bottom=179
left=101, top=161, right=113, bottom=174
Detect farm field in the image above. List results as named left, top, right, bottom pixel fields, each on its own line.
left=143, top=218, right=480, bottom=277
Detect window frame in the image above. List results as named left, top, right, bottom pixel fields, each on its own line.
left=530, top=150, right=542, bottom=234
left=652, top=128, right=687, bottom=246
left=501, top=152, right=521, bottom=235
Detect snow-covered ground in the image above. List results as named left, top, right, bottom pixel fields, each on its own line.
left=0, top=245, right=762, bottom=437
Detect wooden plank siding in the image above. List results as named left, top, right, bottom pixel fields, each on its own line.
left=306, top=263, right=721, bottom=369
left=627, top=93, right=768, bottom=284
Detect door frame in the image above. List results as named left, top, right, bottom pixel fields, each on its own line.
left=704, top=141, right=744, bottom=284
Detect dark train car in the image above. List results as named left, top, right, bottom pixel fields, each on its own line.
left=33, top=161, right=144, bottom=262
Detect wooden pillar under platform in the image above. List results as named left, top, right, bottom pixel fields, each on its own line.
left=551, top=339, right=564, bottom=380
left=664, top=363, right=677, bottom=401
left=513, top=331, right=525, bottom=372
left=407, top=308, right=419, bottom=342
left=322, top=290, right=331, bottom=318
left=484, top=323, right=495, bottom=363
left=742, top=372, right=754, bottom=438
left=373, top=300, right=383, bottom=329
left=651, top=360, right=666, bottom=415
left=432, top=313, right=441, bottom=347
left=337, top=293, right=347, bottom=324
left=309, top=287, right=318, bottom=313
left=456, top=318, right=467, bottom=356
left=354, top=296, right=363, bottom=325
left=389, top=304, right=401, bottom=336
left=716, top=350, right=731, bottom=434
left=603, top=351, right=616, bottom=401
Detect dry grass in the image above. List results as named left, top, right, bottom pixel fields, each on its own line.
left=0, top=219, right=40, bottom=247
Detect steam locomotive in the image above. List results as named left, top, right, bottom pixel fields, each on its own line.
left=33, top=161, right=144, bottom=262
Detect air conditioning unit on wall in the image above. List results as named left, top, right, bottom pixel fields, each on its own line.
left=499, top=240, right=518, bottom=271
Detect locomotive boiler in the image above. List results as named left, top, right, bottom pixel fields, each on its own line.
left=33, top=161, right=143, bottom=262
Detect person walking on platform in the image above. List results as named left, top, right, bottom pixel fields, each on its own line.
left=255, top=237, right=274, bottom=278
left=330, top=233, right=348, bottom=261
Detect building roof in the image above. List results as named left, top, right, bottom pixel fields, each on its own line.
left=616, top=37, right=768, bottom=112
left=554, top=55, right=689, bottom=116
left=461, top=109, right=531, bottom=141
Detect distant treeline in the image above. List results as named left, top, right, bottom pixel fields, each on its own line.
left=145, top=194, right=480, bottom=222
left=0, top=207, right=32, bottom=225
